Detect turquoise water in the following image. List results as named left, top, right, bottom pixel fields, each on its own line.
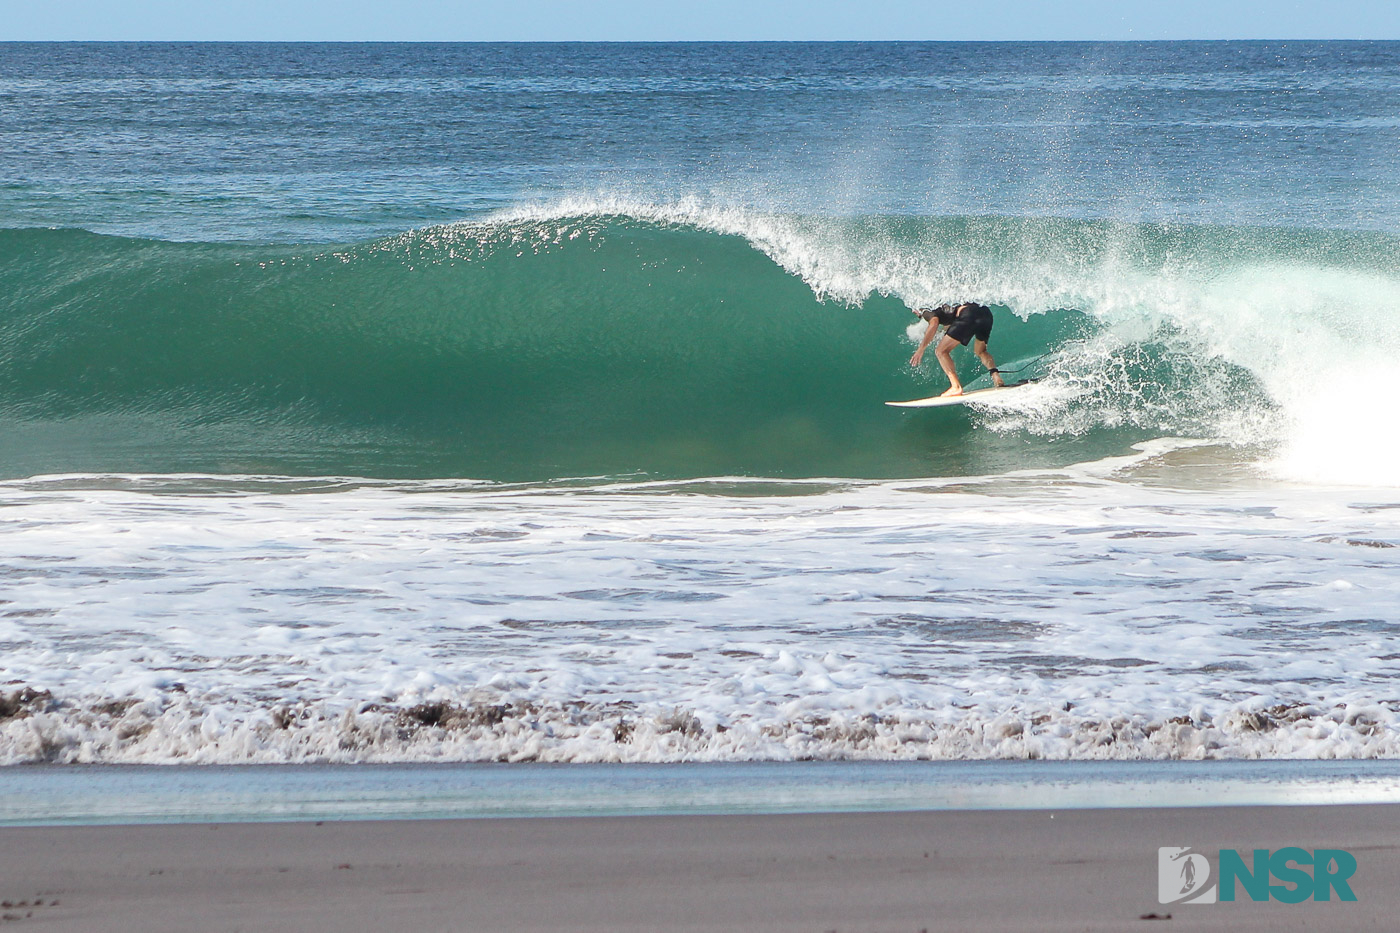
left=0, top=219, right=1179, bottom=480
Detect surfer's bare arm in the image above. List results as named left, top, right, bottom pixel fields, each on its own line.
left=909, top=321, right=942, bottom=367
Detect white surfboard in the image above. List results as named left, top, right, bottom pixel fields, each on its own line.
left=886, top=379, right=1037, bottom=409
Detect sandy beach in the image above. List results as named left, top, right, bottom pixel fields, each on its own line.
left=1, top=804, right=1395, bottom=932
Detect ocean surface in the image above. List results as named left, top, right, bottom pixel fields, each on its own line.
left=2, top=41, right=1399, bottom=765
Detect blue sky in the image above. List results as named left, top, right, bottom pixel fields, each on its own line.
left=5, top=0, right=1399, bottom=42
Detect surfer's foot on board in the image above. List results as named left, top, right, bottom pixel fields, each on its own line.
left=940, top=386, right=964, bottom=397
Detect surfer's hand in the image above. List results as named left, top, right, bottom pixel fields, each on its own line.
left=910, top=350, right=924, bottom=367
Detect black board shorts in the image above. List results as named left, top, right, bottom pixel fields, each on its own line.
left=945, top=304, right=994, bottom=346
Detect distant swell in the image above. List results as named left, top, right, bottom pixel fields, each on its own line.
left=4, top=205, right=1400, bottom=484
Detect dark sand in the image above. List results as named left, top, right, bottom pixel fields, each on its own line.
left=1, top=805, right=1395, bottom=932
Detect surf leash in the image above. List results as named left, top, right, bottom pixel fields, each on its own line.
left=989, top=352, right=1053, bottom=377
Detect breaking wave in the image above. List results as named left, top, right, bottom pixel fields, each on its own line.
left=3, top=200, right=1399, bottom=484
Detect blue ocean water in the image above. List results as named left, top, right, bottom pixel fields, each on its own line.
left=1, top=42, right=1399, bottom=769
left=4, top=41, right=1400, bottom=241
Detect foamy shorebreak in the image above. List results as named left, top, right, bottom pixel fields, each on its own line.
left=4, top=448, right=1397, bottom=764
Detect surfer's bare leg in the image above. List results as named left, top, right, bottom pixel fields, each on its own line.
left=934, top=334, right=963, bottom=396
left=973, top=339, right=1005, bottom=387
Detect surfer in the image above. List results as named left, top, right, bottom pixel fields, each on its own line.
left=909, top=302, right=1005, bottom=397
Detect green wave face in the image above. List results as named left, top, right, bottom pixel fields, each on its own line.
left=3, top=211, right=1397, bottom=482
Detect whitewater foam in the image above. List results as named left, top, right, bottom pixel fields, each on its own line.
left=3, top=460, right=1398, bottom=764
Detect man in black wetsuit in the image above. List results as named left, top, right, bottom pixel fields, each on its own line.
left=909, top=302, right=1005, bottom=397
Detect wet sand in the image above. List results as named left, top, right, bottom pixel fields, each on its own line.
left=1, top=805, right=1395, bottom=932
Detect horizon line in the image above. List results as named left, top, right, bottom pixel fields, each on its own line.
left=2, top=37, right=1398, bottom=44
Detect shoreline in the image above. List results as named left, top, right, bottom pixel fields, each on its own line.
left=2, top=804, right=1395, bottom=932
left=6, top=759, right=1400, bottom=827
